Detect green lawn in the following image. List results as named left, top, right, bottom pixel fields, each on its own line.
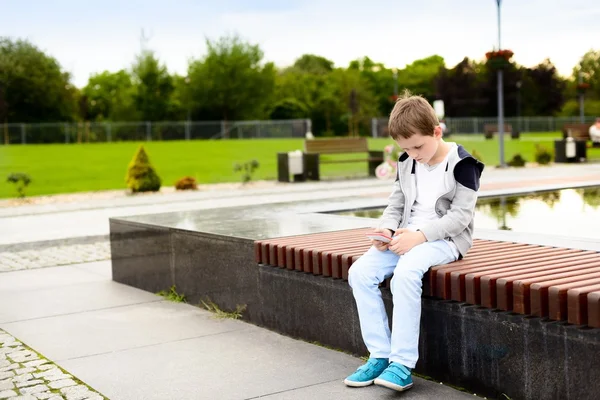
left=1, top=132, right=599, bottom=199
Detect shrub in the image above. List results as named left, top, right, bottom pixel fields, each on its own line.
left=175, top=176, right=198, bottom=191
left=233, top=159, right=260, bottom=184
left=534, top=144, right=553, bottom=165
left=125, top=145, right=161, bottom=193
left=507, top=154, right=526, bottom=167
left=7, top=172, right=31, bottom=198
left=471, top=149, right=484, bottom=163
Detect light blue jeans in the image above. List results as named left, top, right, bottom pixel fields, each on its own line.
left=348, top=240, right=457, bottom=368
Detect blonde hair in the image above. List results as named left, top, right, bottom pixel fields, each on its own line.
left=388, top=91, right=439, bottom=140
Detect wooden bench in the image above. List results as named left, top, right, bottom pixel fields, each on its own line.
left=304, top=138, right=383, bottom=179
left=255, top=228, right=600, bottom=328
left=483, top=123, right=519, bottom=139
left=562, top=123, right=592, bottom=140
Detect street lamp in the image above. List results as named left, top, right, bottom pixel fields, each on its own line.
left=392, top=68, right=398, bottom=99
left=578, top=70, right=585, bottom=123
left=185, top=76, right=191, bottom=140
left=496, top=0, right=506, bottom=168
left=516, top=80, right=522, bottom=131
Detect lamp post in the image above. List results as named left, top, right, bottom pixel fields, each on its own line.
left=516, top=80, right=521, bottom=132
left=392, top=68, right=398, bottom=99
left=496, top=0, right=506, bottom=168
left=185, top=76, right=191, bottom=140
left=578, top=70, right=585, bottom=123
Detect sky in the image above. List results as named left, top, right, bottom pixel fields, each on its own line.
left=1, top=0, right=599, bottom=88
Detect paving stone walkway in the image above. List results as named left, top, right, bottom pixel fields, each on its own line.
left=0, top=243, right=109, bottom=273
left=0, top=330, right=105, bottom=400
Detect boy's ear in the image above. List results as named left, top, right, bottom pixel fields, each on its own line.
left=434, top=126, right=443, bottom=138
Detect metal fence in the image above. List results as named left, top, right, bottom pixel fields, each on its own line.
left=371, top=116, right=599, bottom=137
left=0, top=119, right=312, bottom=144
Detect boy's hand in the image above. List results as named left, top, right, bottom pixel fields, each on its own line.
left=389, top=229, right=426, bottom=255
left=371, top=228, right=394, bottom=251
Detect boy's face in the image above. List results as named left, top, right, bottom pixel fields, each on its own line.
left=395, top=127, right=443, bottom=164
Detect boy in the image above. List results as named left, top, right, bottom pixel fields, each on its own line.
left=344, top=93, right=484, bottom=392
left=589, top=117, right=600, bottom=144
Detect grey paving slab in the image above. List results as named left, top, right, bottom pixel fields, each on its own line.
left=0, top=280, right=160, bottom=324
left=252, top=378, right=477, bottom=400
left=57, top=324, right=364, bottom=400
left=72, top=260, right=112, bottom=279
left=2, top=300, right=248, bottom=361
left=0, top=264, right=107, bottom=292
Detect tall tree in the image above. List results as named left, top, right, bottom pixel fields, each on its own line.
left=575, top=49, right=600, bottom=99
left=521, top=59, right=565, bottom=116
left=436, top=58, right=488, bottom=117
left=187, top=35, right=276, bottom=122
left=132, top=50, right=175, bottom=121
left=81, top=70, right=138, bottom=121
left=397, top=55, right=445, bottom=101
left=0, top=37, right=77, bottom=123
left=293, top=54, right=334, bottom=75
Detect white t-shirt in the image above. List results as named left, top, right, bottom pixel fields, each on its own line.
left=589, top=125, right=600, bottom=141
left=406, top=144, right=460, bottom=259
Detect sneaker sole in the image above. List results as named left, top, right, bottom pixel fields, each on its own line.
left=343, top=378, right=374, bottom=387
left=374, top=378, right=413, bottom=392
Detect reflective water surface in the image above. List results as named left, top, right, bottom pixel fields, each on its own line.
left=336, top=187, right=600, bottom=239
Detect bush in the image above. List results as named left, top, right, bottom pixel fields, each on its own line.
left=507, top=154, right=526, bottom=167
left=233, top=159, right=260, bottom=184
left=534, top=144, right=553, bottom=165
left=471, top=149, right=484, bottom=163
left=125, top=145, right=161, bottom=193
left=7, top=172, right=31, bottom=198
left=175, top=176, right=198, bottom=191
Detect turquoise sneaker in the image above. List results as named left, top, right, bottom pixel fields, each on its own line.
left=343, top=358, right=389, bottom=387
left=374, top=362, right=413, bottom=391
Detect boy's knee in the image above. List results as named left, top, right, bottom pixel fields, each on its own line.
left=390, top=268, right=422, bottom=290
left=348, top=261, right=375, bottom=288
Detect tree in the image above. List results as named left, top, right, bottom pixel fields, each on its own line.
left=0, top=37, right=77, bottom=123
left=436, top=58, right=488, bottom=117
left=560, top=49, right=600, bottom=116
left=187, top=35, right=276, bottom=124
left=397, top=55, right=445, bottom=101
left=293, top=54, right=334, bottom=75
left=348, top=56, right=396, bottom=118
left=81, top=70, right=139, bottom=121
left=521, top=59, right=565, bottom=116
left=575, top=49, right=600, bottom=99
left=132, top=50, right=175, bottom=121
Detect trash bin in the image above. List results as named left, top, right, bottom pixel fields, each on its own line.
left=288, top=150, right=303, bottom=176
left=554, top=138, right=587, bottom=163
left=277, top=151, right=315, bottom=183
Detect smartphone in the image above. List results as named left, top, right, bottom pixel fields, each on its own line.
left=365, top=233, right=393, bottom=243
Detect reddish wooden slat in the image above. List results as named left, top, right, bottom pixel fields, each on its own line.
left=453, top=248, right=580, bottom=303
left=512, top=265, right=600, bottom=315
left=588, top=291, right=600, bottom=328
left=548, top=277, right=600, bottom=321
left=492, top=255, right=600, bottom=310
left=567, top=284, right=600, bottom=325
left=530, top=271, right=600, bottom=317
left=470, top=250, right=592, bottom=306
left=433, top=246, right=553, bottom=299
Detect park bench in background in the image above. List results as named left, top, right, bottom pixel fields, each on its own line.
left=562, top=123, right=596, bottom=146
left=484, top=123, right=519, bottom=139
left=303, top=137, right=384, bottom=181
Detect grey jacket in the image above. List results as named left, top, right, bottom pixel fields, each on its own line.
left=378, top=144, right=485, bottom=258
